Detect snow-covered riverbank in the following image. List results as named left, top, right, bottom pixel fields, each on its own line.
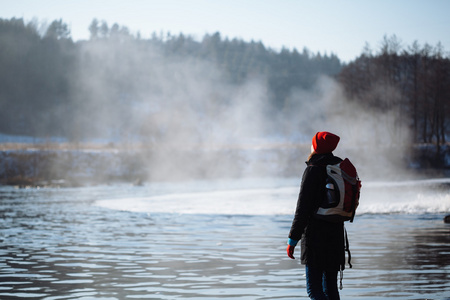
left=1, top=139, right=449, bottom=187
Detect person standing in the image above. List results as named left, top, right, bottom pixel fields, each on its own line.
left=287, top=131, right=345, bottom=300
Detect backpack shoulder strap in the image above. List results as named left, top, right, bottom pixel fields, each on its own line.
left=340, top=225, right=352, bottom=290
left=344, top=226, right=352, bottom=268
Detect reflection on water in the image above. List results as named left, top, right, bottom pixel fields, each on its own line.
left=0, top=185, right=449, bottom=299
left=345, top=215, right=450, bottom=299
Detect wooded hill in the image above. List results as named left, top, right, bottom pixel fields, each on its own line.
left=1, top=18, right=449, bottom=168
left=339, top=36, right=450, bottom=159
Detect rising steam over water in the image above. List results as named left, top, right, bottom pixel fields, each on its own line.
left=66, top=38, right=419, bottom=183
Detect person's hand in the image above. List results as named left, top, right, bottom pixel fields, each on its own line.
left=287, top=245, right=295, bottom=259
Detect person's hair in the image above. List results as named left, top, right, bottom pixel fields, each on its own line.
left=307, top=150, right=317, bottom=162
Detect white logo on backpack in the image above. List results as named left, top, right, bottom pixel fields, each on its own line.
left=315, top=158, right=361, bottom=223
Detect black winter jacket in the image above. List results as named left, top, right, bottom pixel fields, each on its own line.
left=288, top=153, right=345, bottom=271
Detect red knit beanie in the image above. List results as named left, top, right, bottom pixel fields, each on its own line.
left=312, top=131, right=340, bottom=154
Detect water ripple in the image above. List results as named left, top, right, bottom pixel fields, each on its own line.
left=0, top=186, right=449, bottom=299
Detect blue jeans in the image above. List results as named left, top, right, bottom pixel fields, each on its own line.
left=305, top=265, right=340, bottom=300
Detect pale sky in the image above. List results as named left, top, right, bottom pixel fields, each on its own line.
left=1, top=0, right=449, bottom=62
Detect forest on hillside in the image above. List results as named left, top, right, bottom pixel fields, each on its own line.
left=0, top=18, right=449, bottom=169
left=339, top=36, right=450, bottom=159
left=0, top=18, right=340, bottom=143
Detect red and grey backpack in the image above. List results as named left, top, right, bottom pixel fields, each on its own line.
left=315, top=158, right=362, bottom=223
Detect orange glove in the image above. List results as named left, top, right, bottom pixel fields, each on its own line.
left=287, top=245, right=295, bottom=259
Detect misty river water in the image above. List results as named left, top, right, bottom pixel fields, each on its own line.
left=0, top=178, right=449, bottom=299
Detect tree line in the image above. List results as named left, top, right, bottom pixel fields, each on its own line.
left=338, top=36, right=450, bottom=160
left=0, top=17, right=341, bottom=142
left=0, top=18, right=448, bottom=165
